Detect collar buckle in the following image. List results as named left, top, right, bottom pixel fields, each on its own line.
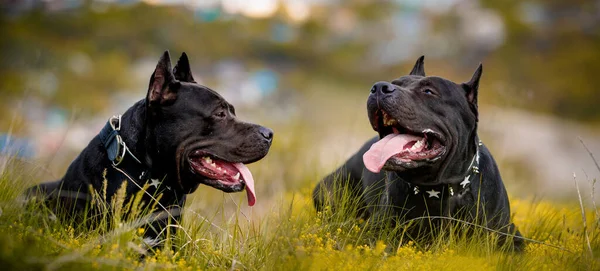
left=109, top=115, right=126, bottom=166
left=100, top=114, right=148, bottom=187
left=109, top=115, right=121, bottom=131
left=112, top=134, right=126, bottom=166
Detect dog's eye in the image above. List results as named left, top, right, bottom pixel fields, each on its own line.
left=214, top=111, right=226, bottom=119
left=422, top=89, right=435, bottom=95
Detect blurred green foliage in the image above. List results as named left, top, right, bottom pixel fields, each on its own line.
left=0, top=0, right=598, bottom=132
left=479, top=0, right=600, bottom=121
left=0, top=2, right=391, bottom=122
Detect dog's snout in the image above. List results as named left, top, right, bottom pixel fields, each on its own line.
left=371, top=81, right=395, bottom=94
left=258, top=127, right=274, bottom=142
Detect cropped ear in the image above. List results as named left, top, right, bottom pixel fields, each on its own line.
left=461, top=63, right=483, bottom=121
left=173, top=52, right=196, bottom=83
left=147, top=50, right=179, bottom=106
left=409, top=55, right=426, bottom=76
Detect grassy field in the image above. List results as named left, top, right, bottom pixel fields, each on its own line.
left=1, top=84, right=599, bottom=270
left=0, top=156, right=599, bottom=270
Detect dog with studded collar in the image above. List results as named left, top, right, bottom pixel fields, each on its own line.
left=313, top=56, right=523, bottom=249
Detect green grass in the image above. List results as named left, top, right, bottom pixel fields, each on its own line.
left=1, top=151, right=600, bottom=271
left=1, top=83, right=599, bottom=270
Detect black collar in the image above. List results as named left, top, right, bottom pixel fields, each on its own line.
left=98, top=115, right=181, bottom=230
left=407, top=139, right=482, bottom=199
left=98, top=115, right=151, bottom=185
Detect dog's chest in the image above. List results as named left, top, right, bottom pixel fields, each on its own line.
left=103, top=167, right=182, bottom=206
left=384, top=178, right=473, bottom=219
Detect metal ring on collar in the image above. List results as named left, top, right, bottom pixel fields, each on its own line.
left=110, top=115, right=121, bottom=131
left=112, top=134, right=127, bottom=166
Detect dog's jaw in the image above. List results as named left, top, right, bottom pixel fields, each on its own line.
left=186, top=150, right=257, bottom=206
left=363, top=109, right=447, bottom=173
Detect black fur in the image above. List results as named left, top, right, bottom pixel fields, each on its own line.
left=313, top=56, right=523, bottom=249
left=25, top=51, right=273, bottom=243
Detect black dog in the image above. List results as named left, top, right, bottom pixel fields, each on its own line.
left=313, top=56, right=522, bottom=249
left=26, top=51, right=273, bottom=243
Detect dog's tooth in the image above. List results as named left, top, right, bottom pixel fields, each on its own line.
left=233, top=172, right=240, bottom=180
left=411, top=141, right=420, bottom=151
left=411, top=139, right=425, bottom=151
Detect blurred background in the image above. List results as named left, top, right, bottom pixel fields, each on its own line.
left=0, top=0, right=599, bottom=210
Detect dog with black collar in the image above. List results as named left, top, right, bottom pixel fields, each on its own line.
left=25, top=51, right=273, bottom=244
left=313, top=56, right=523, bottom=250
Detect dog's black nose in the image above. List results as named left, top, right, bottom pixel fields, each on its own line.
left=259, top=127, right=274, bottom=142
left=371, top=81, right=395, bottom=94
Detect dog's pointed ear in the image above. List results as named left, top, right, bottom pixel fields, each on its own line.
left=147, top=50, right=179, bottom=106
left=461, top=63, right=483, bottom=121
left=409, top=55, right=426, bottom=76
left=173, top=52, right=196, bottom=83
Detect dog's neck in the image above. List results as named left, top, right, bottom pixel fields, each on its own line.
left=116, top=101, right=189, bottom=192
left=116, top=100, right=148, bottom=164
left=389, top=137, right=481, bottom=200
left=103, top=101, right=166, bottom=183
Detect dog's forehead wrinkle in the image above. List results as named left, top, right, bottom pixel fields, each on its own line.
left=392, top=75, right=419, bottom=86
left=391, top=78, right=406, bottom=86
left=392, top=76, right=423, bottom=87
left=423, top=77, right=452, bottom=93
left=417, top=80, right=431, bottom=88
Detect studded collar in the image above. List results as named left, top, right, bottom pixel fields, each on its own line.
left=407, top=139, right=482, bottom=199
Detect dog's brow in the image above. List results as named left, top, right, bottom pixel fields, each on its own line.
left=227, top=103, right=236, bottom=115
left=391, top=78, right=404, bottom=85
left=418, top=79, right=433, bottom=87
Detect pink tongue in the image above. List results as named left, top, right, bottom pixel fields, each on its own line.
left=232, top=163, right=256, bottom=206
left=362, top=133, right=423, bottom=173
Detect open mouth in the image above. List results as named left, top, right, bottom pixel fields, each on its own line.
left=188, top=150, right=256, bottom=206
left=363, top=110, right=445, bottom=173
